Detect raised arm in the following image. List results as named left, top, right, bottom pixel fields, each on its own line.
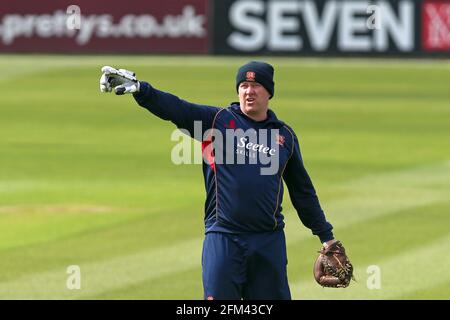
left=133, top=82, right=220, bottom=137
left=99, top=66, right=220, bottom=138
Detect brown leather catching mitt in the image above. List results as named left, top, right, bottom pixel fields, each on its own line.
left=313, top=241, right=354, bottom=288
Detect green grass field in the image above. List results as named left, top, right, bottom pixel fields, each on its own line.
left=0, top=55, right=449, bottom=299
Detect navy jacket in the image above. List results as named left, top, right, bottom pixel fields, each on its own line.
left=134, top=82, right=333, bottom=243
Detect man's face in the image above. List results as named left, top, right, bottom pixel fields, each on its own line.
left=238, top=81, right=270, bottom=119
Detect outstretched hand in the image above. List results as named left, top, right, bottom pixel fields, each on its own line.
left=99, top=66, right=140, bottom=95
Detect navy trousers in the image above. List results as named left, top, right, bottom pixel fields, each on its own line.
left=202, top=230, right=291, bottom=300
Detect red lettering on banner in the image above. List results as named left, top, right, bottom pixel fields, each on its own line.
left=422, top=1, right=450, bottom=51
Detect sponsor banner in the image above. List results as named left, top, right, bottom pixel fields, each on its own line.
left=422, top=1, right=450, bottom=51
left=0, top=0, right=208, bottom=53
left=212, top=0, right=450, bottom=56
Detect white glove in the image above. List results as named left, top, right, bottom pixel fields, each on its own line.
left=99, top=66, right=140, bottom=95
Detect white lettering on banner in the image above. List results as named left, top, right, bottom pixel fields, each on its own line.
left=228, top=0, right=266, bottom=51
left=374, top=1, right=414, bottom=51
left=339, top=1, right=372, bottom=51
left=303, top=0, right=338, bottom=51
left=268, top=1, right=301, bottom=50
left=227, top=0, right=415, bottom=52
left=0, top=6, right=206, bottom=45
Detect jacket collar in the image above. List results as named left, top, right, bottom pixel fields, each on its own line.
left=228, top=103, right=285, bottom=128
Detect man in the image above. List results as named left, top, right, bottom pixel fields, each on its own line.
left=99, top=61, right=351, bottom=299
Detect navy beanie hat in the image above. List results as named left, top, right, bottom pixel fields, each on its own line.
left=236, top=61, right=275, bottom=98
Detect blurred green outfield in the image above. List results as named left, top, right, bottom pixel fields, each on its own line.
left=0, top=55, right=449, bottom=299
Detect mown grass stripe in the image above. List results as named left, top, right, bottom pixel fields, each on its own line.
left=0, top=56, right=448, bottom=299
left=0, top=238, right=202, bottom=299
left=284, top=159, right=450, bottom=244
left=0, top=159, right=448, bottom=298
left=1, top=55, right=449, bottom=69
left=290, top=234, right=450, bottom=300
